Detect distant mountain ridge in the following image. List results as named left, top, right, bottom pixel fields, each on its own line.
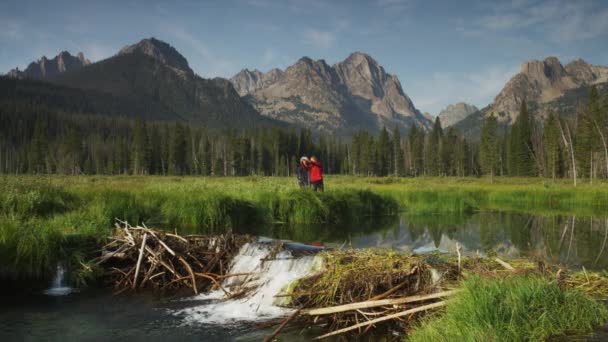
left=437, top=102, right=478, bottom=128
left=5, top=38, right=277, bottom=128
left=231, top=52, right=432, bottom=133
left=7, top=51, right=90, bottom=79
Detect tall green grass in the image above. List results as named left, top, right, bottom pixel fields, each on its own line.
left=2, top=175, right=608, bottom=281
left=408, top=275, right=608, bottom=341
left=0, top=177, right=400, bottom=281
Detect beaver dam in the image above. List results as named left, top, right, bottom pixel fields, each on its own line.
left=88, top=221, right=608, bottom=341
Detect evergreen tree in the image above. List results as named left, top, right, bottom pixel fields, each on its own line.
left=132, top=118, right=149, bottom=175
left=392, top=127, right=404, bottom=176
left=575, top=86, right=602, bottom=178
left=408, top=125, right=425, bottom=176
left=479, top=113, right=499, bottom=179
left=543, top=112, right=563, bottom=179
left=377, top=127, right=391, bottom=176
left=426, top=117, right=443, bottom=175
left=169, top=123, right=186, bottom=175
left=508, top=102, right=535, bottom=176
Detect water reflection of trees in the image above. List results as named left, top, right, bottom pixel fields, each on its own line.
left=240, top=215, right=400, bottom=245
left=401, top=211, right=608, bottom=270
left=239, top=211, right=608, bottom=270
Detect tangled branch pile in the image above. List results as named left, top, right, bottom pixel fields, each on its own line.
left=284, top=249, right=448, bottom=338
left=93, top=220, right=249, bottom=295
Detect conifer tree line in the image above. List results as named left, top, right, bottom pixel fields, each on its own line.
left=0, top=86, right=606, bottom=178
left=478, top=86, right=608, bottom=181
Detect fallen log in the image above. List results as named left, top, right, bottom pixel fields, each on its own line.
left=495, top=258, right=515, bottom=271
left=304, top=290, right=458, bottom=316
left=312, top=301, right=446, bottom=340
left=132, top=233, right=148, bottom=289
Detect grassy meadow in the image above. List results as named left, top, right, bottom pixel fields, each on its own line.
left=2, top=175, right=608, bottom=281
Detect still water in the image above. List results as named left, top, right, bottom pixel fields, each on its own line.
left=1, top=210, right=607, bottom=341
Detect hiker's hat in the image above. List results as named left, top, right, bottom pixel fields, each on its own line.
left=300, top=156, right=309, bottom=162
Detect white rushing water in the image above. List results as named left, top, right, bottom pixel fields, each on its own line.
left=43, top=264, right=76, bottom=296
left=175, top=241, right=321, bottom=324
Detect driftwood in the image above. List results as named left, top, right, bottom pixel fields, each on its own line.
left=304, top=290, right=458, bottom=316
left=495, top=258, right=515, bottom=271
left=313, top=301, right=446, bottom=340
left=93, top=220, right=247, bottom=295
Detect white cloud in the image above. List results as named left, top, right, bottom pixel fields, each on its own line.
left=302, top=29, right=335, bottom=49
left=472, top=0, right=608, bottom=44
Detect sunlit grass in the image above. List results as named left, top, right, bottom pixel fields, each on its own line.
left=1, top=175, right=607, bottom=280
left=408, top=275, right=608, bottom=341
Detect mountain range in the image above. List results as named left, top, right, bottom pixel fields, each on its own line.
left=7, top=51, right=90, bottom=79
left=5, top=38, right=272, bottom=128
left=230, top=52, right=431, bottom=133
left=4, top=37, right=607, bottom=137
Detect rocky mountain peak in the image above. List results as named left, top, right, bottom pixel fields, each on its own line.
left=230, top=51, right=430, bottom=133
left=119, top=37, right=192, bottom=74
left=231, top=68, right=284, bottom=96
left=437, top=102, right=479, bottom=128
left=492, top=56, right=608, bottom=122
left=520, top=57, right=566, bottom=85
left=7, top=51, right=90, bottom=80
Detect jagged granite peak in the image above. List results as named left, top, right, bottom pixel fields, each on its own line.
left=119, top=37, right=192, bottom=75
left=437, top=102, right=479, bottom=128
left=230, top=51, right=430, bottom=133
left=7, top=51, right=91, bottom=79
left=565, top=58, right=608, bottom=84
left=491, top=56, right=608, bottom=122
left=231, top=68, right=283, bottom=96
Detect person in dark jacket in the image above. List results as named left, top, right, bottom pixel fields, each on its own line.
left=307, top=156, right=324, bottom=191
left=296, top=156, right=310, bottom=188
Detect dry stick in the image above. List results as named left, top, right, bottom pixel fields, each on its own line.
left=494, top=258, right=515, bottom=271
left=117, top=219, right=136, bottom=245
left=263, top=308, right=302, bottom=342
left=456, top=243, right=462, bottom=277
left=305, top=290, right=457, bottom=316
left=368, top=266, right=419, bottom=301
left=132, top=233, right=148, bottom=289
left=312, top=301, right=446, bottom=340
left=166, top=233, right=189, bottom=243
left=142, top=223, right=177, bottom=256
left=178, top=256, right=198, bottom=295
left=194, top=273, right=232, bottom=296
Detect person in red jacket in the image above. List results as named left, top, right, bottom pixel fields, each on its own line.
left=307, top=156, right=324, bottom=191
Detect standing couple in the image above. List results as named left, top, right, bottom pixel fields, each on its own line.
left=296, top=156, right=324, bottom=191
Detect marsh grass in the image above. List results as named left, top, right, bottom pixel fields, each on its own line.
left=408, top=275, right=608, bottom=342
left=0, top=176, right=400, bottom=280
left=2, top=175, right=608, bottom=281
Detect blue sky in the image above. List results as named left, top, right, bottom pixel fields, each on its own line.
left=1, top=0, right=607, bottom=114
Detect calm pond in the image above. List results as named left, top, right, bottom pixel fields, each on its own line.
left=2, top=210, right=607, bottom=341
